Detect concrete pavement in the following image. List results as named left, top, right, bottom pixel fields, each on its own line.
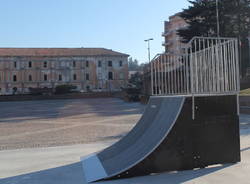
left=0, top=115, right=250, bottom=184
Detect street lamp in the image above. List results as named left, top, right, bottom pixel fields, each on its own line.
left=144, top=38, right=154, bottom=63
left=216, top=0, right=220, bottom=37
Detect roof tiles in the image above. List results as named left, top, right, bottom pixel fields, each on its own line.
left=0, top=48, right=129, bottom=57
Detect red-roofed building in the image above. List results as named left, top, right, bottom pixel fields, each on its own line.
left=0, top=48, right=129, bottom=95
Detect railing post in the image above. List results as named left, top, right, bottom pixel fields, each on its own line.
left=189, top=45, right=195, bottom=120
left=150, top=37, right=238, bottom=111
left=151, top=58, right=153, bottom=95
left=235, top=39, right=240, bottom=116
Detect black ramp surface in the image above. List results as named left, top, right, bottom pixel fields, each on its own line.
left=82, top=96, right=185, bottom=182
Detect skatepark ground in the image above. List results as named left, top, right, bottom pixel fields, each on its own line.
left=0, top=98, right=250, bottom=184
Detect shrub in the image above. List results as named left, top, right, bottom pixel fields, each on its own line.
left=55, top=84, right=77, bottom=94
left=29, top=87, right=53, bottom=95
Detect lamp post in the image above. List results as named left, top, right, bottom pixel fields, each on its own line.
left=216, top=0, right=220, bottom=37
left=144, top=38, right=153, bottom=95
left=248, top=37, right=250, bottom=68
left=144, top=38, right=154, bottom=63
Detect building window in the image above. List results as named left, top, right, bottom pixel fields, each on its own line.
left=86, top=61, right=89, bottom=67
left=13, top=75, right=17, bottom=82
left=59, top=74, right=62, bottom=81
left=61, top=61, right=65, bottom=67
left=73, top=61, right=76, bottom=67
left=13, top=87, right=17, bottom=94
left=108, top=61, right=112, bottom=67
left=44, top=74, right=47, bottom=81
left=119, top=73, right=124, bottom=80
left=28, top=75, right=32, bottom=81
left=98, top=73, right=102, bottom=80
left=108, top=72, right=113, bottom=80
left=73, top=74, right=77, bottom=81
left=14, top=62, right=17, bottom=68
left=43, top=62, right=47, bottom=68
left=119, top=60, right=123, bottom=67
left=28, top=61, right=32, bottom=68
left=86, top=73, right=89, bottom=81
left=98, top=61, right=102, bottom=67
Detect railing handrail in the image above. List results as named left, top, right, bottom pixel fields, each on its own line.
left=150, top=37, right=240, bottom=96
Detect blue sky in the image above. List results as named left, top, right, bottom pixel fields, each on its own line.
left=0, top=0, right=190, bottom=63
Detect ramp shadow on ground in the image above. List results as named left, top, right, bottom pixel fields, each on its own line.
left=0, top=98, right=144, bottom=123
left=241, top=146, right=250, bottom=152
left=240, top=114, right=250, bottom=135
left=0, top=162, right=234, bottom=184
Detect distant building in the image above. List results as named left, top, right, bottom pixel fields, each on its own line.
left=0, top=48, right=129, bottom=95
left=162, top=13, right=188, bottom=54
left=128, top=71, right=143, bottom=80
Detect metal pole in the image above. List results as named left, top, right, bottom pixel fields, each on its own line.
left=145, top=38, right=154, bottom=63
left=216, top=0, right=220, bottom=37
left=145, top=38, right=154, bottom=95
left=248, top=37, right=250, bottom=69
left=148, top=41, right=150, bottom=63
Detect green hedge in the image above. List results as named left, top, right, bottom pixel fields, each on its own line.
left=55, top=84, right=77, bottom=94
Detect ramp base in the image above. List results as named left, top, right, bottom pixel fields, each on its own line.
left=82, top=95, right=241, bottom=182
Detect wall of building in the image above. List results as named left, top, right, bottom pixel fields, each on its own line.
left=162, top=13, right=188, bottom=54
left=0, top=56, right=128, bottom=95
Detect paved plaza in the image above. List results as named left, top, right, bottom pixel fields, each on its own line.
left=0, top=98, right=144, bottom=150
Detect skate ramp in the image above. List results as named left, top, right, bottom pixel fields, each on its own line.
left=81, top=96, right=185, bottom=182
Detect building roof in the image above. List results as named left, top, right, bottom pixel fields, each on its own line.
left=0, top=48, right=129, bottom=57
left=169, top=12, right=182, bottom=20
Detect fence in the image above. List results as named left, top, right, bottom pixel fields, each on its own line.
left=151, top=37, right=240, bottom=97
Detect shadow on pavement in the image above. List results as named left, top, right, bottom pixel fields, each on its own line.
left=241, top=146, right=250, bottom=152
left=0, top=162, right=235, bottom=184
left=0, top=98, right=145, bottom=124
left=0, top=162, right=84, bottom=184
left=96, top=132, right=128, bottom=142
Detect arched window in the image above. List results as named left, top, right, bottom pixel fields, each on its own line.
left=108, top=72, right=113, bottom=80
left=43, top=62, right=47, bottom=68
left=13, top=75, right=17, bottom=82
left=59, top=74, right=62, bottom=81
left=73, top=74, right=77, bottom=81
left=98, top=61, right=102, bottom=67
left=119, top=60, right=123, bottom=67
left=86, top=73, right=89, bottom=81
left=119, top=73, right=124, bottom=80
left=44, top=74, right=47, bottom=81
left=108, top=61, right=112, bottom=67
left=28, top=75, right=32, bottom=81
left=28, top=61, right=32, bottom=68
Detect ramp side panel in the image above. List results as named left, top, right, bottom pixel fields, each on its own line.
left=98, top=97, right=185, bottom=178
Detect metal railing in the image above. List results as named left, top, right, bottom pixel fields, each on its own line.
left=151, top=37, right=240, bottom=97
